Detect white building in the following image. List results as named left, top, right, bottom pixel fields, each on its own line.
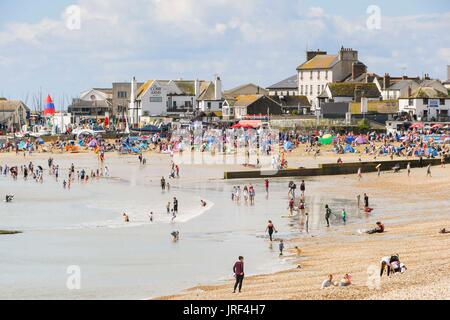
left=128, top=76, right=224, bottom=125
left=296, top=47, right=364, bottom=110
left=399, top=85, right=450, bottom=121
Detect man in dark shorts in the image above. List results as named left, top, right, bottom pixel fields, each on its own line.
left=233, top=256, right=244, bottom=293
left=173, top=197, right=178, bottom=214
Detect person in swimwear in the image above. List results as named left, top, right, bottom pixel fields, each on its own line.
left=265, top=220, right=277, bottom=241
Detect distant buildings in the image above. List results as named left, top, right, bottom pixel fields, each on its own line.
left=267, top=75, right=298, bottom=96
left=296, top=47, right=364, bottom=110
left=399, top=82, right=450, bottom=121
left=54, top=51, right=450, bottom=127
left=0, top=98, right=30, bottom=132
left=68, top=88, right=112, bottom=123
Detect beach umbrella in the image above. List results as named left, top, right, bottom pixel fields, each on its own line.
left=43, top=95, right=56, bottom=115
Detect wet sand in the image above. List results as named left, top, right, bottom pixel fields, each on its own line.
left=1, top=148, right=449, bottom=299
left=160, top=164, right=450, bottom=300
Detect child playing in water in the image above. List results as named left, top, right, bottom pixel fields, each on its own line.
left=279, top=240, right=284, bottom=256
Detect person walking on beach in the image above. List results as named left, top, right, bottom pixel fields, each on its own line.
left=173, top=197, right=178, bottom=214
left=161, top=177, right=166, bottom=190
left=123, top=212, right=129, bottom=223
left=341, top=208, right=347, bottom=225
left=266, top=220, right=277, bottom=241
left=166, top=201, right=171, bottom=214
left=264, top=179, right=269, bottom=195
left=325, top=204, right=332, bottom=227
left=288, top=198, right=295, bottom=216
left=233, top=256, right=244, bottom=293
left=357, top=167, right=362, bottom=180
left=364, top=193, right=369, bottom=208
left=300, top=180, right=305, bottom=196
left=407, top=162, right=411, bottom=177
left=279, top=239, right=284, bottom=256
left=426, top=164, right=432, bottom=177
left=149, top=212, right=153, bottom=222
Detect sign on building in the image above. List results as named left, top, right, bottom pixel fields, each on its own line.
left=428, top=99, right=439, bottom=108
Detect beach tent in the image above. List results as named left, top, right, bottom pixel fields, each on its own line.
left=88, top=139, right=98, bottom=148
left=17, top=141, right=27, bottom=150
left=319, top=134, right=334, bottom=145
left=345, top=136, right=354, bottom=144
left=354, top=136, right=368, bottom=144
left=427, top=148, right=438, bottom=157
left=344, top=144, right=355, bottom=153
left=283, top=141, right=293, bottom=151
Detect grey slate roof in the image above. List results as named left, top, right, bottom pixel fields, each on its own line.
left=267, top=75, right=298, bottom=90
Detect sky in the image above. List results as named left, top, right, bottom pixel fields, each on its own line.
left=0, top=0, right=449, bottom=109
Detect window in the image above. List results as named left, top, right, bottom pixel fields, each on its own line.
left=408, top=99, right=413, bottom=106
left=318, top=85, right=320, bottom=93
left=150, top=97, right=162, bottom=102
left=440, top=99, right=445, bottom=105
left=118, top=91, right=127, bottom=98
left=310, top=85, right=313, bottom=95
left=300, top=72, right=303, bottom=80
left=219, top=102, right=223, bottom=109
left=310, top=71, right=313, bottom=80
left=440, top=109, right=448, bottom=116
left=207, top=102, right=211, bottom=109
left=300, top=85, right=303, bottom=95
left=325, top=71, right=328, bottom=80
left=423, top=98, right=428, bottom=105
left=317, top=71, right=320, bottom=80
left=173, top=101, right=177, bottom=108
left=143, top=111, right=149, bottom=116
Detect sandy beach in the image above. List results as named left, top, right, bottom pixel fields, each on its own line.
left=1, top=147, right=449, bottom=299
left=158, top=161, right=450, bottom=300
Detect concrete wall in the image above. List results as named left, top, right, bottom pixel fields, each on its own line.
left=224, top=158, right=444, bottom=179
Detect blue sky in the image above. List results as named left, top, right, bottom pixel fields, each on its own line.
left=0, top=0, right=449, bottom=109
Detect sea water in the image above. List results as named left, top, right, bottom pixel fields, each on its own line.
left=0, top=156, right=359, bottom=299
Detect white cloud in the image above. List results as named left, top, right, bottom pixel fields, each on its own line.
left=0, top=0, right=449, bottom=102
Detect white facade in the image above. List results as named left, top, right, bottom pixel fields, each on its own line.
left=399, top=97, right=450, bottom=120
left=298, top=70, right=332, bottom=105
left=136, top=80, right=194, bottom=117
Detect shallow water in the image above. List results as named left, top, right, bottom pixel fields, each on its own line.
left=0, top=156, right=364, bottom=299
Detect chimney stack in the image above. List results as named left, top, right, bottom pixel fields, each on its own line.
left=352, top=62, right=367, bottom=80
left=383, top=73, right=390, bottom=89
left=130, top=76, right=137, bottom=104
left=306, top=49, right=327, bottom=61
left=214, top=75, right=222, bottom=100
left=194, top=79, right=200, bottom=97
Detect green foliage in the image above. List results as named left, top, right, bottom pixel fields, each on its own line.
left=358, top=118, right=370, bottom=131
